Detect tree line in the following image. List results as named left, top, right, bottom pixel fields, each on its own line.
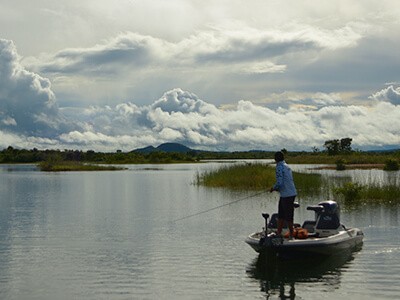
left=0, top=137, right=398, bottom=165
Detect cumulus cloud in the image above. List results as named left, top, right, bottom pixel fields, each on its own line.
left=56, top=88, right=400, bottom=151
left=0, top=39, right=77, bottom=137
left=369, top=85, right=400, bottom=105
left=1, top=39, right=399, bottom=152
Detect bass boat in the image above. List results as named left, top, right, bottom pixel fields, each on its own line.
left=245, top=200, right=363, bottom=258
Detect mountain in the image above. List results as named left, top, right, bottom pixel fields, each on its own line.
left=157, top=143, right=193, bottom=153
left=133, top=145, right=157, bottom=154
left=133, top=143, right=194, bottom=153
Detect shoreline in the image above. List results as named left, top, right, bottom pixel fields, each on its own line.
left=312, top=164, right=385, bottom=170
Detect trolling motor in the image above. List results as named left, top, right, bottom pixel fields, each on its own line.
left=261, top=201, right=300, bottom=233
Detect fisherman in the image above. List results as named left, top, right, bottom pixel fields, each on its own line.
left=270, top=151, right=297, bottom=239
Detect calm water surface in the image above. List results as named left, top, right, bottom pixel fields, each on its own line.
left=0, top=162, right=399, bottom=299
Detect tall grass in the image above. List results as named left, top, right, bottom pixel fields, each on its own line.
left=196, top=163, right=400, bottom=205
left=196, top=163, right=275, bottom=190
left=39, top=160, right=124, bottom=171
left=334, top=182, right=400, bottom=205
left=195, top=163, right=324, bottom=195
left=286, top=151, right=400, bottom=165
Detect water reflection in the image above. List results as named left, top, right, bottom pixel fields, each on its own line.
left=247, top=251, right=357, bottom=299
left=0, top=163, right=398, bottom=299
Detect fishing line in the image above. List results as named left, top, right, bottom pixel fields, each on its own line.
left=172, top=190, right=267, bottom=223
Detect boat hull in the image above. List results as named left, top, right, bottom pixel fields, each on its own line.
left=246, top=228, right=364, bottom=257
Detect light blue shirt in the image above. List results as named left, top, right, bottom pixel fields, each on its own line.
left=273, top=160, right=297, bottom=197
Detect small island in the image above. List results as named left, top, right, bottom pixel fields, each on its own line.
left=39, top=161, right=126, bottom=172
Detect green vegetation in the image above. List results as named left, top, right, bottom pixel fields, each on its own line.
left=1, top=145, right=399, bottom=166
left=0, top=146, right=200, bottom=165
left=39, top=161, right=125, bottom=172
left=1, top=139, right=399, bottom=173
left=335, top=159, right=346, bottom=170
left=283, top=151, right=400, bottom=166
left=384, top=159, right=399, bottom=171
left=196, top=163, right=400, bottom=205
left=196, top=163, right=275, bottom=190
left=324, top=137, right=353, bottom=155
left=334, top=182, right=400, bottom=205
left=195, top=163, right=324, bottom=195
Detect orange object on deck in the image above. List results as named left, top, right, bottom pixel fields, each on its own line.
left=284, top=228, right=309, bottom=239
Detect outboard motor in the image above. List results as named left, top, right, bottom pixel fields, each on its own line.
left=315, top=200, right=341, bottom=237
left=306, top=200, right=341, bottom=237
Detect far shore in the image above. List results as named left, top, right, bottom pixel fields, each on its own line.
left=311, top=164, right=385, bottom=170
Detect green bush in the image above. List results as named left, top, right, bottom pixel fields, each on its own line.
left=333, top=182, right=363, bottom=202
left=335, top=159, right=346, bottom=170
left=384, top=159, right=399, bottom=171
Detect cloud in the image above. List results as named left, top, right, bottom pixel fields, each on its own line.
left=39, top=32, right=171, bottom=75
left=0, top=39, right=78, bottom=137
left=36, top=23, right=364, bottom=77
left=24, top=19, right=376, bottom=108
left=1, top=39, right=399, bottom=152
left=58, top=88, right=399, bottom=151
left=370, top=85, right=400, bottom=105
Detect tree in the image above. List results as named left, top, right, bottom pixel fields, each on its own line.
left=339, top=138, right=352, bottom=153
left=311, top=146, right=320, bottom=153
left=324, top=139, right=340, bottom=155
left=324, top=138, right=353, bottom=155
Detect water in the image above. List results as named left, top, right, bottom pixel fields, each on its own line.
left=0, top=163, right=399, bottom=299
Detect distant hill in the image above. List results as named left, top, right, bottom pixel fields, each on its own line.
left=133, top=145, right=157, bottom=154
left=133, top=143, right=194, bottom=153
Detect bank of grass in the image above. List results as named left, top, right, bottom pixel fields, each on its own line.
left=196, top=163, right=275, bottom=190
left=334, top=182, right=400, bottom=205
left=39, top=161, right=125, bottom=172
left=196, top=163, right=400, bottom=205
left=195, top=163, right=323, bottom=195
left=285, top=152, right=400, bottom=166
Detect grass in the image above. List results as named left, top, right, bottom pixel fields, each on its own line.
left=285, top=152, right=400, bottom=166
left=334, top=182, right=400, bottom=205
left=196, top=163, right=275, bottom=190
left=195, top=162, right=324, bottom=195
left=39, top=161, right=125, bottom=172
left=196, top=162, right=400, bottom=205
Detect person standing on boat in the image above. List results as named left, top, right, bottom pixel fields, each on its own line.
left=270, top=151, right=297, bottom=239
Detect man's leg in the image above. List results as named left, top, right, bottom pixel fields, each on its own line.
left=287, top=196, right=296, bottom=238
left=277, top=197, right=284, bottom=235
left=277, top=218, right=284, bottom=235
left=287, top=220, right=294, bottom=238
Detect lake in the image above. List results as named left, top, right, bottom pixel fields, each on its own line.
left=0, top=162, right=399, bottom=299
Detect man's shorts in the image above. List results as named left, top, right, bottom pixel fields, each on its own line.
left=278, top=196, right=296, bottom=222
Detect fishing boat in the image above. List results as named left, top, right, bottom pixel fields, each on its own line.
left=245, top=200, right=364, bottom=258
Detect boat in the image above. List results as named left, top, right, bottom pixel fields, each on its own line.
left=245, top=200, right=364, bottom=258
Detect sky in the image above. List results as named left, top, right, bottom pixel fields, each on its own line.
left=0, top=0, right=400, bottom=152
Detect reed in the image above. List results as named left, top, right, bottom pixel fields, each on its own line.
left=195, top=162, right=323, bottom=195
left=196, top=163, right=275, bottom=190
left=334, top=182, right=400, bottom=204
left=285, top=152, right=400, bottom=166
left=39, top=161, right=124, bottom=171
left=196, top=163, right=400, bottom=205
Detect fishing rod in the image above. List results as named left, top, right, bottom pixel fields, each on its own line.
left=172, top=190, right=268, bottom=223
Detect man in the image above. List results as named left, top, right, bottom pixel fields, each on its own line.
left=270, top=151, right=297, bottom=239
